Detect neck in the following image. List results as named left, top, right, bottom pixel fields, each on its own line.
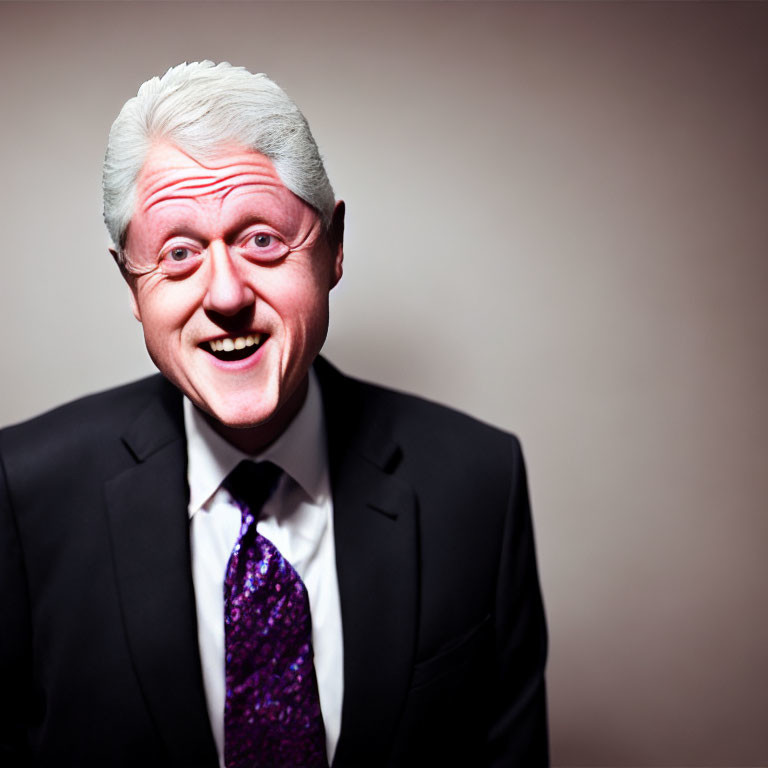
left=201, top=375, right=309, bottom=455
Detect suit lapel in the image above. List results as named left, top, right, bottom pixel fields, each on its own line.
left=316, top=359, right=419, bottom=767
left=104, top=381, right=218, bottom=766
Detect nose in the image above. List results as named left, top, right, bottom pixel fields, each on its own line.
left=202, top=241, right=255, bottom=316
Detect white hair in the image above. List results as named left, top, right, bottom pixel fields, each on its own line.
left=102, top=61, right=335, bottom=258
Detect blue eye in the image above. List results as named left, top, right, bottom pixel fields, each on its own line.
left=158, top=244, right=203, bottom=277
left=241, top=231, right=289, bottom=263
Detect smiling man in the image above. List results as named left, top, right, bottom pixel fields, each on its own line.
left=121, top=140, right=343, bottom=451
left=0, top=62, right=548, bottom=767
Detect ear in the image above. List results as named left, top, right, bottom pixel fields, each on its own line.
left=111, top=248, right=142, bottom=323
left=328, top=200, right=345, bottom=289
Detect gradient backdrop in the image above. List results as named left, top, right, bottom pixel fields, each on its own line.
left=1, top=2, right=767, bottom=765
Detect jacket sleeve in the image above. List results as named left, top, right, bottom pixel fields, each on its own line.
left=0, top=443, right=34, bottom=766
left=487, top=437, right=549, bottom=766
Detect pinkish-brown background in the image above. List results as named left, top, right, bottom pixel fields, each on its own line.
left=1, top=2, right=767, bottom=765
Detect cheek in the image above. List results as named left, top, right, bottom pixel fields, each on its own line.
left=134, top=283, right=197, bottom=347
left=273, top=276, right=331, bottom=347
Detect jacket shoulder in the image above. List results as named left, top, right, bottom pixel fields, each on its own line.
left=315, top=357, right=522, bottom=471
left=0, top=375, right=178, bottom=474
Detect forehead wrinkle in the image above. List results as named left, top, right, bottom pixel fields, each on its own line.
left=139, top=152, right=282, bottom=191
left=141, top=173, right=286, bottom=215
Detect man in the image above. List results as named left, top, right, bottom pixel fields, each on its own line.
left=0, top=61, right=548, bottom=766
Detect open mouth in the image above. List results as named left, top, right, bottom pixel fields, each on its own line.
left=202, top=333, right=268, bottom=362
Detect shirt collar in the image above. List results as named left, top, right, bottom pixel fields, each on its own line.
left=184, top=367, right=328, bottom=518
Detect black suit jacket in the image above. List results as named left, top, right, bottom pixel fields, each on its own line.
left=0, top=357, right=548, bottom=767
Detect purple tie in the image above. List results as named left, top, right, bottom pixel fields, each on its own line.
left=222, top=460, right=328, bottom=768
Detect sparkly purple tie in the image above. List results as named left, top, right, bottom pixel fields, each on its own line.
left=223, top=460, right=328, bottom=768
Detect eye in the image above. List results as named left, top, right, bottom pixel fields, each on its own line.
left=169, top=247, right=192, bottom=261
left=241, top=230, right=289, bottom=263
left=252, top=233, right=273, bottom=248
left=158, top=243, right=203, bottom=276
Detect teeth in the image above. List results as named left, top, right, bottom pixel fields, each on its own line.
left=207, top=334, right=262, bottom=354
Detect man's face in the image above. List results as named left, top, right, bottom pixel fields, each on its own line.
left=124, top=142, right=343, bottom=432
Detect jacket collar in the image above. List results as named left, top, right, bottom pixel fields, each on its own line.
left=315, top=358, right=419, bottom=766
left=105, top=377, right=219, bottom=765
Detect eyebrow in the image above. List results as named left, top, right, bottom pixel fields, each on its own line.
left=221, top=213, right=290, bottom=243
left=147, top=209, right=301, bottom=250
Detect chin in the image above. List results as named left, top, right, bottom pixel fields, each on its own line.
left=204, top=398, right=279, bottom=430
left=177, top=363, right=310, bottom=441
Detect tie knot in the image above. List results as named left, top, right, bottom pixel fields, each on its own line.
left=223, top=460, right=282, bottom=516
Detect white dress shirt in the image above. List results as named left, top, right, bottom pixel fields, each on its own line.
left=184, top=369, right=343, bottom=766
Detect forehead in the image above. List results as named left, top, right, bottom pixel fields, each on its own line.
left=135, top=142, right=298, bottom=216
